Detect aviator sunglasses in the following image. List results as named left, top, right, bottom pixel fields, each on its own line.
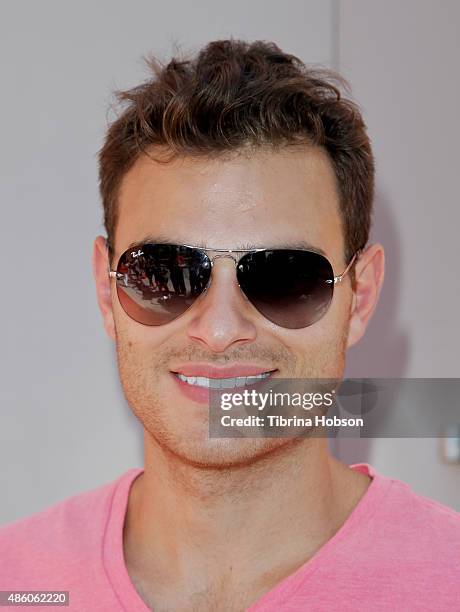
left=108, top=241, right=361, bottom=329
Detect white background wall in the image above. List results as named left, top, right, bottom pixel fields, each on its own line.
left=339, top=0, right=460, bottom=510
left=1, top=0, right=459, bottom=524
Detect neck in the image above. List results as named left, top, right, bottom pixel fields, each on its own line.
left=124, top=433, right=370, bottom=605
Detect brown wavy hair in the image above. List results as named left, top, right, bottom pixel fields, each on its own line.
left=98, top=39, right=374, bottom=266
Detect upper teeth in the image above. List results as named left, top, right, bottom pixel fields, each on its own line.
left=176, top=372, right=271, bottom=389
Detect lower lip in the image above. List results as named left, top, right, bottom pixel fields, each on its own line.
left=170, top=372, right=275, bottom=405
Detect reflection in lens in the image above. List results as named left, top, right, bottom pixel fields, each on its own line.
left=237, top=250, right=334, bottom=329
left=115, top=244, right=211, bottom=325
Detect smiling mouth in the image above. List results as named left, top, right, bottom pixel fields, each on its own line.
left=173, top=372, right=273, bottom=389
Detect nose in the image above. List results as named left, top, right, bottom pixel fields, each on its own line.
left=186, top=256, right=258, bottom=353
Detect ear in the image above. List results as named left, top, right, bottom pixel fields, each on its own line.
left=92, top=235, right=116, bottom=342
left=346, top=243, right=385, bottom=348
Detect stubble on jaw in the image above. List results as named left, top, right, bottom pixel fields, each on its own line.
left=112, top=305, right=351, bottom=477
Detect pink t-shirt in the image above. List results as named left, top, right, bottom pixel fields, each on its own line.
left=0, top=463, right=459, bottom=611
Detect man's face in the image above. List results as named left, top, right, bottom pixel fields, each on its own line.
left=108, top=146, right=353, bottom=466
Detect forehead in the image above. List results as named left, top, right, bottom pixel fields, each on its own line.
left=115, top=146, right=343, bottom=257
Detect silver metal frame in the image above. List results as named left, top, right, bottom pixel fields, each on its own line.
left=108, top=244, right=362, bottom=284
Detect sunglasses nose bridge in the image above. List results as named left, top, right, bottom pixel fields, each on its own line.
left=206, top=253, right=243, bottom=296
left=209, top=253, right=239, bottom=267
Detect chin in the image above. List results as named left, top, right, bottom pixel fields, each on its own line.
left=148, top=431, right=301, bottom=469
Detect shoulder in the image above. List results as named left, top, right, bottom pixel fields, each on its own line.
left=381, top=475, right=460, bottom=531
left=0, top=468, right=139, bottom=587
left=363, top=465, right=460, bottom=570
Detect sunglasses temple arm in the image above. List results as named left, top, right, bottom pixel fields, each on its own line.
left=333, top=249, right=362, bottom=284
left=105, top=238, right=118, bottom=278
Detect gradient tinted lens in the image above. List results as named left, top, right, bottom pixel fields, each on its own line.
left=114, top=244, right=211, bottom=325
left=236, top=250, right=334, bottom=329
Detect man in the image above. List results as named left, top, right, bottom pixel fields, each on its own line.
left=1, top=39, right=459, bottom=611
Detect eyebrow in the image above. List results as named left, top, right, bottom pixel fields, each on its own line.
left=124, top=235, right=327, bottom=256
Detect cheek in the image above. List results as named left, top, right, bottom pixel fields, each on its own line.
left=278, top=295, right=351, bottom=376
left=113, top=318, right=159, bottom=392
left=292, top=288, right=352, bottom=344
left=111, top=287, right=176, bottom=353
left=322, top=282, right=353, bottom=331
left=114, top=329, right=166, bottom=426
